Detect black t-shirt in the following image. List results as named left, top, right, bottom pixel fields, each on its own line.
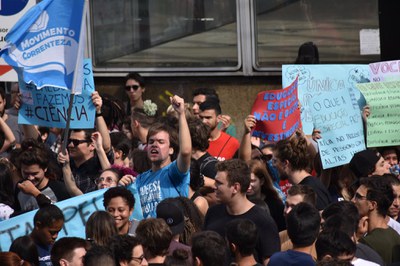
left=299, top=176, right=332, bottom=211
left=70, top=149, right=114, bottom=193
left=264, top=196, right=286, bottom=231
left=204, top=204, right=280, bottom=263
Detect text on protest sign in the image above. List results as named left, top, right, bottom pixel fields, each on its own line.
left=369, top=60, right=400, bottom=82
left=0, top=0, right=85, bottom=90
left=18, top=59, right=95, bottom=128
left=282, top=65, right=369, bottom=134
left=356, top=80, right=400, bottom=147
left=310, top=90, right=365, bottom=169
left=250, top=77, right=300, bottom=142
left=0, top=183, right=143, bottom=252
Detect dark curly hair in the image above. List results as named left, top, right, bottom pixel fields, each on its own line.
left=274, top=135, right=310, bottom=171
left=103, top=186, right=135, bottom=210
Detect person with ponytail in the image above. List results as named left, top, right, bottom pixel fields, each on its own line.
left=273, top=133, right=332, bottom=210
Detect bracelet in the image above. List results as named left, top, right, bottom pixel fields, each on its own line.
left=95, top=112, right=103, bottom=117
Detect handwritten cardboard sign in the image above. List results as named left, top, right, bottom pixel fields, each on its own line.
left=369, top=60, right=400, bottom=82
left=356, top=80, right=400, bottom=147
left=310, top=90, right=365, bottom=169
left=282, top=65, right=369, bottom=134
left=18, top=59, right=96, bottom=128
left=251, top=77, right=300, bottom=142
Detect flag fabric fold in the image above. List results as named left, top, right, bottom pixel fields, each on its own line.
left=0, top=0, right=85, bottom=92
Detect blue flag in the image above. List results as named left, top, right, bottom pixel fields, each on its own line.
left=0, top=0, right=85, bottom=91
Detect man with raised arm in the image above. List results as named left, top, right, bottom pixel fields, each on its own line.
left=135, top=95, right=191, bottom=218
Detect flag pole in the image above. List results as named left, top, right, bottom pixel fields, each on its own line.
left=61, top=0, right=88, bottom=155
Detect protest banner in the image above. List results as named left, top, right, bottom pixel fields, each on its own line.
left=0, top=0, right=85, bottom=91
left=17, top=59, right=95, bottom=128
left=369, top=60, right=400, bottom=82
left=0, top=183, right=143, bottom=252
left=310, top=90, right=365, bottom=169
left=250, top=77, right=300, bottom=142
left=356, top=80, right=400, bottom=147
left=282, top=65, right=369, bottom=134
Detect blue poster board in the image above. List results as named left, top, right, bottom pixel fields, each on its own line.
left=282, top=64, right=369, bottom=134
left=310, top=90, right=366, bottom=169
left=0, top=183, right=143, bottom=252
left=17, top=58, right=96, bottom=128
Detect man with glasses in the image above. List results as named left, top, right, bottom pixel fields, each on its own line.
left=111, top=235, right=148, bottom=266
left=62, top=91, right=113, bottom=194
left=352, top=176, right=400, bottom=265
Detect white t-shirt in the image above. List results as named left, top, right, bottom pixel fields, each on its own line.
left=387, top=216, right=400, bottom=235
left=352, top=257, right=380, bottom=266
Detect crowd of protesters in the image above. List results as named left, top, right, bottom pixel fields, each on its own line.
left=1, top=68, right=400, bottom=266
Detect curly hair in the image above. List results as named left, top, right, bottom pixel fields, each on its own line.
left=274, top=135, right=310, bottom=171
left=103, top=186, right=135, bottom=210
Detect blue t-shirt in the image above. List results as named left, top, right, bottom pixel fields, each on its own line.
left=36, top=242, right=52, bottom=266
left=136, top=161, right=189, bottom=218
left=268, top=250, right=315, bottom=266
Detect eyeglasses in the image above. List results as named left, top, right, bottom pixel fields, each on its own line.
left=125, top=85, right=140, bottom=91
left=95, top=176, right=117, bottom=185
left=353, top=192, right=367, bottom=201
left=131, top=255, right=145, bottom=264
left=67, top=138, right=91, bottom=147
left=255, top=154, right=273, bottom=162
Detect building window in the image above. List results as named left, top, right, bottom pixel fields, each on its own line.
left=90, top=0, right=239, bottom=71
left=253, top=0, right=380, bottom=70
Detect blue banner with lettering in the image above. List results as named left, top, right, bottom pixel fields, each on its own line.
left=17, top=58, right=95, bottom=128
left=0, top=183, right=143, bottom=252
left=310, top=90, right=365, bottom=169
left=0, top=0, right=85, bottom=91
left=282, top=65, right=369, bottom=134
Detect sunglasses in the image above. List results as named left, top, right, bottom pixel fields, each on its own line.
left=255, top=154, right=273, bottom=162
left=125, top=85, right=140, bottom=91
left=67, top=138, right=91, bottom=147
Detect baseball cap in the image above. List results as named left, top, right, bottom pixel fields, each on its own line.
left=156, top=201, right=184, bottom=235
left=349, top=150, right=381, bottom=178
